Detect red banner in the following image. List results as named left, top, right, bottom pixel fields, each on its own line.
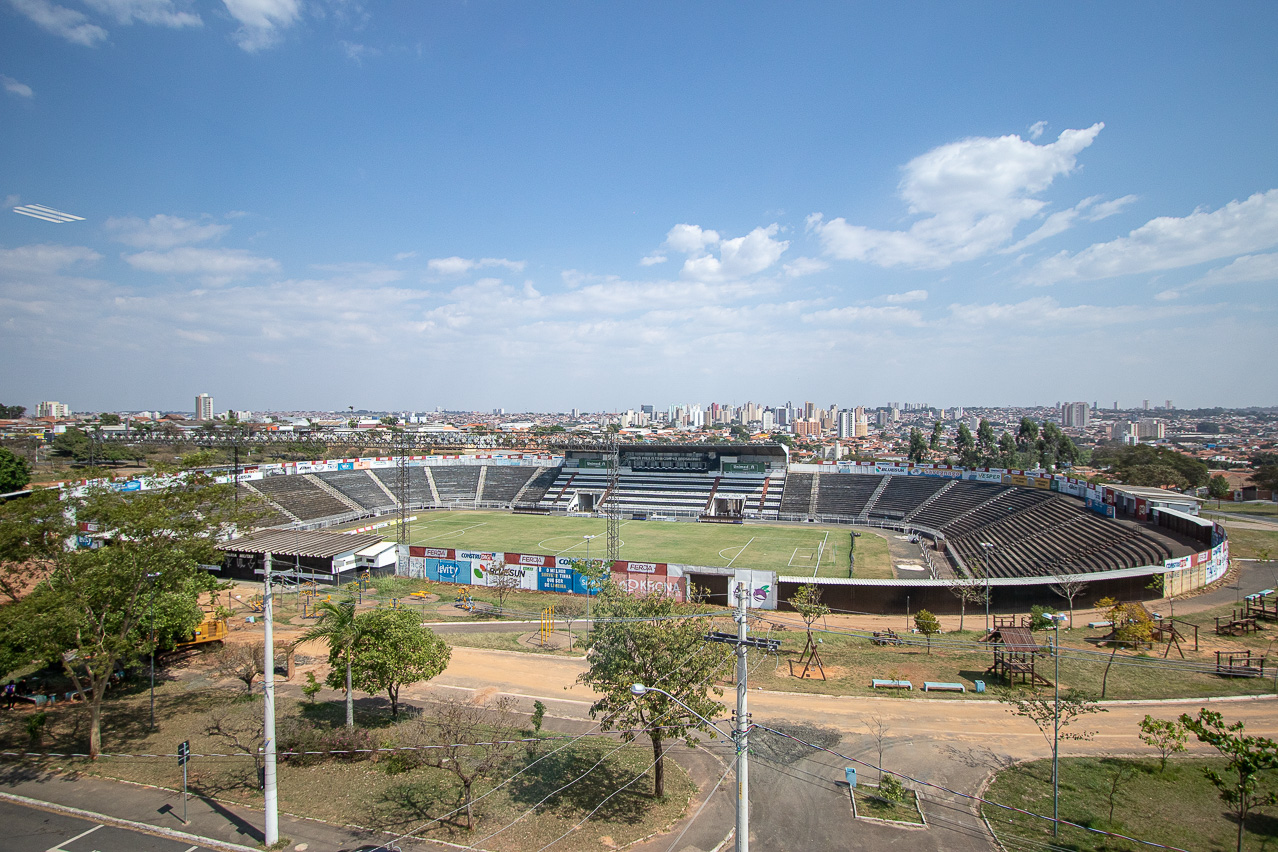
left=611, top=560, right=667, bottom=575
left=611, top=572, right=686, bottom=601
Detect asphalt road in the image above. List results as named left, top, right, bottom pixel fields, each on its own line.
left=0, top=799, right=219, bottom=852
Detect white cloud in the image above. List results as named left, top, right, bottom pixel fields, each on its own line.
left=340, top=40, right=380, bottom=63
left=425, top=256, right=526, bottom=276
left=813, top=123, right=1104, bottom=269
left=0, top=243, right=101, bottom=274
left=663, top=223, right=720, bottom=255
left=639, top=253, right=667, bottom=266
left=7, top=0, right=108, bottom=45
left=104, top=214, right=229, bottom=249
left=123, top=246, right=279, bottom=282
left=83, top=0, right=201, bottom=27
left=1, top=75, right=33, bottom=98
left=393, top=251, right=417, bottom=261
left=802, top=305, right=924, bottom=325
left=1028, top=120, right=1047, bottom=140
left=1155, top=252, right=1278, bottom=301
left=884, top=289, right=928, bottom=304
left=1030, top=189, right=1278, bottom=285
left=945, top=296, right=1201, bottom=328
left=221, top=0, right=300, bottom=51
left=1003, top=194, right=1137, bottom=253
left=782, top=257, right=827, bottom=277
left=669, top=223, right=789, bottom=283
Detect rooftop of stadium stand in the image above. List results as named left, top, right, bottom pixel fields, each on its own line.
left=217, top=528, right=385, bottom=558
left=1105, top=484, right=1204, bottom=503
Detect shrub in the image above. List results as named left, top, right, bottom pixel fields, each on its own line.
left=278, top=720, right=378, bottom=766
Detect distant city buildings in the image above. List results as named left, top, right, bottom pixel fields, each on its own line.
left=1061, top=401, right=1090, bottom=428
left=36, top=401, right=71, bottom=418
left=196, top=393, right=213, bottom=420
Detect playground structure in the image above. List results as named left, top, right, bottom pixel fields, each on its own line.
left=1215, top=609, right=1262, bottom=637
left=1244, top=589, right=1278, bottom=622
left=539, top=605, right=556, bottom=646
left=982, top=618, right=1051, bottom=686
left=1215, top=650, right=1268, bottom=678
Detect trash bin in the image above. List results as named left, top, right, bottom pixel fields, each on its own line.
left=974, top=680, right=985, bottom=693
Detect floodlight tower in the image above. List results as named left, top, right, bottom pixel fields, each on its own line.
left=606, top=434, right=620, bottom=565
left=396, top=428, right=411, bottom=572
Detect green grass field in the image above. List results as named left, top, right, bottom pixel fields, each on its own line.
left=354, top=510, right=891, bottom=575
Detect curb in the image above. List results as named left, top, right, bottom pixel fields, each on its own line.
left=0, top=790, right=260, bottom=852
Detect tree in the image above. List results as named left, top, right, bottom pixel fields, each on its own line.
left=51, top=427, right=91, bottom=461
left=863, top=713, right=892, bottom=782
left=947, top=575, right=988, bottom=632
left=998, top=687, right=1105, bottom=761
left=98, top=413, right=121, bottom=426
left=1208, top=474, right=1231, bottom=506
left=1124, top=464, right=1190, bottom=490
left=788, top=583, right=830, bottom=677
left=1138, top=715, right=1187, bottom=772
left=555, top=597, right=586, bottom=649
left=997, top=432, right=1017, bottom=468
left=412, top=696, right=523, bottom=829
left=489, top=568, right=521, bottom=613
left=929, top=421, right=944, bottom=451
left=0, top=488, right=70, bottom=603
left=1096, top=596, right=1154, bottom=648
left=955, top=422, right=978, bottom=467
left=1251, top=465, right=1278, bottom=494
left=1016, top=417, right=1039, bottom=453
left=1047, top=574, right=1086, bottom=629
left=1092, top=444, right=1208, bottom=488
left=342, top=606, right=450, bottom=718
left=215, top=640, right=266, bottom=694
left=0, top=469, right=249, bottom=758
left=977, top=418, right=997, bottom=461
left=0, top=404, right=26, bottom=419
left=294, top=597, right=363, bottom=727
left=1178, top=708, right=1278, bottom=852
left=578, top=585, right=731, bottom=798
left=0, top=448, right=31, bottom=492
left=907, top=428, right=928, bottom=463
left=913, top=608, right=940, bottom=653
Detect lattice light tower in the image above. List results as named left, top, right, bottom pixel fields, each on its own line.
left=606, top=435, right=620, bottom=565
left=395, top=429, right=411, bottom=570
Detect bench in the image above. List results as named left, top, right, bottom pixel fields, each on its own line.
left=871, top=679, right=912, bottom=690
left=871, top=629, right=902, bottom=646
left=1088, top=620, right=1113, bottom=629
left=923, top=681, right=965, bottom=692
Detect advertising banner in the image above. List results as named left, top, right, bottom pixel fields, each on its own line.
left=578, top=459, right=609, bottom=469
left=722, top=462, right=766, bottom=474
left=612, top=561, right=667, bottom=576
left=338, top=461, right=355, bottom=470
left=610, top=572, right=686, bottom=601
left=504, top=552, right=555, bottom=568
left=436, top=559, right=469, bottom=584
left=875, top=463, right=910, bottom=475
left=970, top=471, right=1003, bottom=483
left=1031, top=477, right=1051, bottom=490
left=538, top=563, right=591, bottom=594
left=407, top=557, right=427, bottom=579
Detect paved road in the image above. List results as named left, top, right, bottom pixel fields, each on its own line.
left=1, top=798, right=219, bottom=852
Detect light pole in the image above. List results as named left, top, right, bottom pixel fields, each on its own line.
left=262, top=553, right=279, bottom=847
left=1048, top=611, right=1067, bottom=837
left=146, top=572, right=161, bottom=731
left=583, top=534, right=598, bottom=638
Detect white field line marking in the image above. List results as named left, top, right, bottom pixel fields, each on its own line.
left=182, top=846, right=200, bottom=852
left=787, top=547, right=800, bottom=567
left=420, top=522, right=487, bottom=543
left=48, top=824, right=102, bottom=852
left=812, top=530, right=830, bottom=577
left=724, top=536, right=755, bottom=568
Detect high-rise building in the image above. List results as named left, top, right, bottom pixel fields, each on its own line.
left=1136, top=418, right=1165, bottom=440
left=836, top=410, right=855, bottom=439
left=195, top=394, right=213, bottom=420
left=1061, top=401, right=1089, bottom=428
left=36, top=401, right=71, bottom=418
left=1143, top=399, right=1150, bottom=411
left=1165, top=399, right=1173, bottom=410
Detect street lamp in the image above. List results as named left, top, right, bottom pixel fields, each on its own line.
left=583, top=535, right=599, bottom=638
left=146, top=572, right=162, bottom=730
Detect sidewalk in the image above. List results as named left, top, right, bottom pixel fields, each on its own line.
left=0, top=764, right=454, bottom=851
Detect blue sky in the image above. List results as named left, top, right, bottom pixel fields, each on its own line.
left=2, top=2, right=1276, bottom=414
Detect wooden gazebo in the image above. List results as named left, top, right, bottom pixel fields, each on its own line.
left=982, top=621, right=1051, bottom=686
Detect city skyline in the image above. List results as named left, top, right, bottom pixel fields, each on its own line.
left=3, top=4, right=1276, bottom=411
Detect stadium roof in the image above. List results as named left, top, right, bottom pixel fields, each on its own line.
left=218, top=529, right=386, bottom=558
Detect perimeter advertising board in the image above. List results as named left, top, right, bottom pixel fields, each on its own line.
left=610, top=572, right=687, bottom=601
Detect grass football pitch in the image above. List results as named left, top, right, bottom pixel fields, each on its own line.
left=378, top=510, right=869, bottom=576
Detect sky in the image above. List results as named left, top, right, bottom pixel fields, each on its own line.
left=2, top=2, right=1277, bottom=415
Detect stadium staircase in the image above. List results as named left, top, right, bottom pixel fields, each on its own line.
left=474, top=465, right=488, bottom=502
left=703, top=476, right=722, bottom=513
left=904, top=479, right=957, bottom=523
left=238, top=481, right=298, bottom=524
left=807, top=473, right=820, bottom=516
left=857, top=475, right=893, bottom=522
left=304, top=474, right=364, bottom=513
left=423, top=467, right=442, bottom=505
left=369, top=471, right=399, bottom=504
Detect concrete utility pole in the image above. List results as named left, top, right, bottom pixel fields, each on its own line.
left=262, top=553, right=279, bottom=847
left=733, top=583, right=750, bottom=852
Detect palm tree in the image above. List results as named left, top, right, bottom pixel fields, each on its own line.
left=293, top=597, right=362, bottom=727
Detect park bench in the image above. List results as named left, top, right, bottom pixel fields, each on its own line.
left=922, top=681, right=965, bottom=692
left=1087, top=620, right=1113, bottom=629
left=871, top=679, right=912, bottom=690
left=871, top=629, right=902, bottom=646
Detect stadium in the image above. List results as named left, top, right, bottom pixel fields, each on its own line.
left=201, top=441, right=1229, bottom=616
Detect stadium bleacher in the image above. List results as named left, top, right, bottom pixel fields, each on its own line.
left=778, top=472, right=814, bottom=515
left=814, top=473, right=884, bottom=517
left=427, top=466, right=481, bottom=503
left=866, top=475, right=950, bottom=520
left=252, top=475, right=352, bottom=521
left=479, top=466, right=540, bottom=503
left=317, top=469, right=396, bottom=510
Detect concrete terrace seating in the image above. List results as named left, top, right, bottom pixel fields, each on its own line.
left=814, top=473, right=883, bottom=517
left=778, top=472, right=814, bottom=515
left=431, top=466, right=481, bottom=503
left=538, top=469, right=612, bottom=510
left=371, top=467, right=432, bottom=505
left=518, top=467, right=561, bottom=504
left=252, top=475, right=352, bottom=521
left=867, top=475, right=950, bottom=519
left=909, top=480, right=1005, bottom=529
left=317, top=470, right=395, bottom=510
left=479, top=466, right=539, bottom=502
left=238, top=484, right=290, bottom=525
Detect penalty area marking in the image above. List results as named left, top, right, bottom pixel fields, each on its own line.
left=721, top=536, right=755, bottom=567
left=418, top=521, right=487, bottom=543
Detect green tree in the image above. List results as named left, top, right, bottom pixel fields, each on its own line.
left=907, top=428, right=928, bottom=463
left=0, top=488, right=70, bottom=602
left=929, top=421, right=944, bottom=451
left=0, top=448, right=31, bottom=492
left=578, top=585, right=731, bottom=797
left=997, top=432, right=1017, bottom=468
left=0, top=469, right=249, bottom=758
left=1178, top=708, right=1278, bottom=852
left=294, top=597, right=363, bottom=728
left=977, top=419, right=997, bottom=460
left=1138, top=715, right=1187, bottom=772
left=0, top=404, right=26, bottom=419
left=98, top=413, right=121, bottom=426
left=1092, top=444, right=1208, bottom=488
left=955, top=422, right=978, bottom=467
left=1124, top=464, right=1190, bottom=490
left=51, top=427, right=91, bottom=461
left=1208, top=474, right=1232, bottom=506
left=1016, top=417, right=1039, bottom=453
left=343, top=606, right=450, bottom=718
left=913, top=608, right=940, bottom=654
left=1249, top=465, right=1278, bottom=494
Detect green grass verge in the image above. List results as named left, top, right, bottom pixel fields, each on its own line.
left=442, top=630, right=587, bottom=656
left=983, top=756, right=1278, bottom=851
left=1206, top=502, right=1278, bottom=517
left=854, top=787, right=924, bottom=824
left=847, top=532, right=893, bottom=579
left=1221, top=527, right=1278, bottom=560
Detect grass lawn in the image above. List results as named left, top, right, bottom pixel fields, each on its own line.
left=346, top=510, right=873, bottom=574
left=0, top=678, right=695, bottom=852
left=846, top=531, right=893, bottom=580
left=854, top=786, right=924, bottom=824
left=1205, top=502, right=1278, bottom=517
left=983, top=756, right=1278, bottom=851
left=1220, top=527, right=1278, bottom=560
left=442, top=630, right=588, bottom=656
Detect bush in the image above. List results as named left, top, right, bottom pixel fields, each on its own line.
left=1029, top=605, right=1054, bottom=632
left=877, top=775, right=907, bottom=803
left=278, top=720, right=379, bottom=766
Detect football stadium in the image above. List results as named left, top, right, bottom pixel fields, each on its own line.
left=208, top=441, right=1228, bottom=615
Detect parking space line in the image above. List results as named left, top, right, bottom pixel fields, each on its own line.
left=47, top=823, right=102, bottom=852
